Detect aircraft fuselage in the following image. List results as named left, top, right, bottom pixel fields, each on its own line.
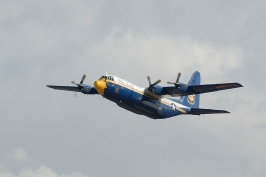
left=94, top=75, right=189, bottom=119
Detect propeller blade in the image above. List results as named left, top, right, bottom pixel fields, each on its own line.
left=167, top=81, right=175, bottom=84
left=80, top=74, right=86, bottom=84
left=147, top=76, right=151, bottom=86
left=71, top=81, right=77, bottom=85
left=71, top=80, right=83, bottom=89
left=154, top=79, right=161, bottom=85
left=167, top=72, right=182, bottom=85
left=176, top=72, right=181, bottom=83
left=74, top=92, right=78, bottom=97
left=150, top=79, right=161, bottom=88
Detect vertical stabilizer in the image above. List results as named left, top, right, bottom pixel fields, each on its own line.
left=180, top=71, right=200, bottom=108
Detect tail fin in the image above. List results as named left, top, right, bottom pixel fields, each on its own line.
left=180, top=71, right=200, bottom=108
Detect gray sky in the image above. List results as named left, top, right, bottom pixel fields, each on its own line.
left=0, top=0, right=265, bottom=177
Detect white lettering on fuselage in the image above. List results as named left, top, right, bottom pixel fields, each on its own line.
left=117, top=78, right=134, bottom=89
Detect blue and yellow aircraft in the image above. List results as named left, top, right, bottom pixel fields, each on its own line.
left=47, top=71, right=242, bottom=119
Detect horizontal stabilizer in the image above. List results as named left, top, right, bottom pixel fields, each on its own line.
left=47, top=85, right=81, bottom=92
left=188, top=108, right=230, bottom=115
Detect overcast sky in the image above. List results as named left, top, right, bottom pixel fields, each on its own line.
left=0, top=0, right=266, bottom=177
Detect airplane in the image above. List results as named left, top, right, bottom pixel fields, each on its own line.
left=47, top=71, right=243, bottom=119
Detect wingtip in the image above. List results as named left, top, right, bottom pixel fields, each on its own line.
left=235, top=83, right=243, bottom=87
left=46, top=85, right=54, bottom=89
left=216, top=110, right=230, bottom=114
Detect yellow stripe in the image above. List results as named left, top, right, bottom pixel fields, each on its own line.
left=177, top=108, right=187, bottom=114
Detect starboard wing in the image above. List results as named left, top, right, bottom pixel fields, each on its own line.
left=162, top=82, right=243, bottom=96
left=188, top=83, right=243, bottom=94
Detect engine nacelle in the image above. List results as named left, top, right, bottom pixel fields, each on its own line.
left=81, top=85, right=94, bottom=94
left=152, top=85, right=164, bottom=95
left=149, top=84, right=188, bottom=95
left=178, top=84, right=188, bottom=92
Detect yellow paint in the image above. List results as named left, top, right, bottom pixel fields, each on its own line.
left=187, top=95, right=195, bottom=105
left=94, top=79, right=107, bottom=96
left=178, top=108, right=187, bottom=114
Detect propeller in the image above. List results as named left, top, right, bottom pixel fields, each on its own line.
left=80, top=74, right=86, bottom=84
left=71, top=74, right=86, bottom=96
left=147, top=76, right=161, bottom=92
left=167, top=72, right=187, bottom=88
left=71, top=74, right=86, bottom=86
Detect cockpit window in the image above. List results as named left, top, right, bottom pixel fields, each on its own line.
left=99, top=76, right=114, bottom=81
left=99, top=76, right=107, bottom=79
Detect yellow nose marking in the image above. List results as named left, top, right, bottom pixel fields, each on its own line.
left=94, top=79, right=107, bottom=96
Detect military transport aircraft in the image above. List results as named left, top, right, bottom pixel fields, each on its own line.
left=47, top=71, right=242, bottom=119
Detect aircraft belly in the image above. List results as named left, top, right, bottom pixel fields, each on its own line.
left=130, top=91, right=168, bottom=119
left=116, top=101, right=145, bottom=115
left=116, top=101, right=163, bottom=119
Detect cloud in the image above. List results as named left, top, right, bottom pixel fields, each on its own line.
left=0, top=1, right=265, bottom=177
left=0, top=165, right=89, bottom=177
left=7, top=148, right=30, bottom=163
left=86, top=32, right=243, bottom=83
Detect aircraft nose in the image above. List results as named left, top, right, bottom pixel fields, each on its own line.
left=94, top=80, right=107, bottom=96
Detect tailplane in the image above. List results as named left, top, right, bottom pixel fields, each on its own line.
left=188, top=108, right=229, bottom=115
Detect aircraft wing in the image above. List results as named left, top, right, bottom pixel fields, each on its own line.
left=162, top=83, right=243, bottom=96
left=47, top=85, right=99, bottom=94
left=47, top=85, right=81, bottom=92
